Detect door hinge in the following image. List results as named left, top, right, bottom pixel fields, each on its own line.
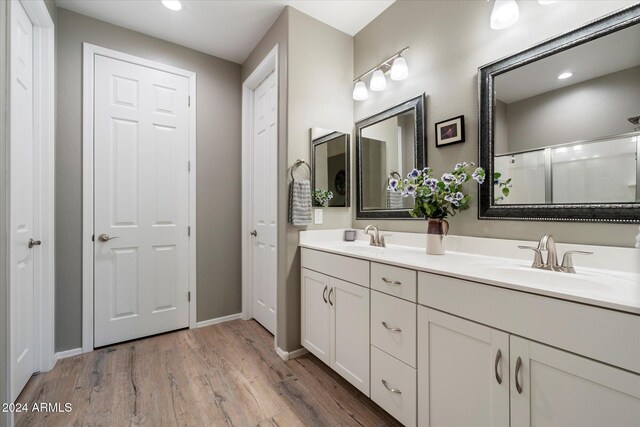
left=188, top=226, right=191, bottom=236
left=188, top=291, right=191, bottom=302
left=92, top=234, right=95, bottom=242
left=188, top=161, right=191, bottom=172
left=188, top=96, right=191, bottom=107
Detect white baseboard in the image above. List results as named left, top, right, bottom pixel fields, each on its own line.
left=276, top=346, right=309, bottom=361
left=196, top=313, right=243, bottom=328
left=55, top=347, right=83, bottom=360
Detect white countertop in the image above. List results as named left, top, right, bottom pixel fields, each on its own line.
left=299, top=230, right=640, bottom=315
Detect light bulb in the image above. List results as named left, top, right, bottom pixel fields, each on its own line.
left=352, top=81, right=368, bottom=101
left=161, top=0, right=182, bottom=11
left=557, top=72, right=573, bottom=80
left=490, top=0, right=519, bottom=30
left=390, top=56, right=409, bottom=81
left=370, top=69, right=387, bottom=91
left=538, top=0, right=557, bottom=4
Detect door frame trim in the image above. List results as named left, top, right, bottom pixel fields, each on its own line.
left=241, top=45, right=278, bottom=334
left=82, top=43, right=197, bottom=353
left=6, top=0, right=55, bottom=408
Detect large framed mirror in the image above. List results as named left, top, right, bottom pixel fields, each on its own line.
left=356, top=94, right=426, bottom=219
left=311, top=128, right=350, bottom=207
left=479, top=4, right=640, bottom=223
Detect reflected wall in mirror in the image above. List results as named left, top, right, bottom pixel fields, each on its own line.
left=356, top=94, right=425, bottom=218
left=311, top=128, right=350, bottom=207
left=479, top=5, right=640, bottom=223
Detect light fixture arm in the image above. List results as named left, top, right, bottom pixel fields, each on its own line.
left=353, top=46, right=409, bottom=83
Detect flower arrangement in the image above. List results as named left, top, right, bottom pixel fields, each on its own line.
left=313, top=189, right=334, bottom=207
left=494, top=172, right=512, bottom=202
left=388, top=162, right=486, bottom=219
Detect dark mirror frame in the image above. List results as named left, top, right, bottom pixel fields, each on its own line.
left=478, top=4, right=640, bottom=224
left=311, top=131, right=351, bottom=208
left=356, top=94, right=426, bottom=219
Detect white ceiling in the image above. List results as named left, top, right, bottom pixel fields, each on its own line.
left=495, top=24, right=640, bottom=104
left=55, top=0, right=395, bottom=64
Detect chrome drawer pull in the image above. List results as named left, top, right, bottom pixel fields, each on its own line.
left=382, top=277, right=402, bottom=286
left=494, top=349, right=502, bottom=385
left=382, top=379, right=402, bottom=394
left=515, top=357, right=523, bottom=394
left=381, top=322, right=402, bottom=332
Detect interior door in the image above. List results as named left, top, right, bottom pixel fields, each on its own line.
left=9, top=0, right=36, bottom=402
left=330, top=277, right=370, bottom=396
left=93, top=55, right=191, bottom=347
left=510, top=336, right=640, bottom=427
left=418, top=307, right=510, bottom=427
left=251, top=71, right=277, bottom=334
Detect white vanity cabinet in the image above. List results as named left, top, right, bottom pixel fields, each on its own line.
left=301, top=250, right=370, bottom=396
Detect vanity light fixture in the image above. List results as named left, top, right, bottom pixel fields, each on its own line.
left=538, top=0, right=558, bottom=4
left=370, top=69, right=387, bottom=91
left=352, top=47, right=409, bottom=100
left=352, top=80, right=368, bottom=101
left=557, top=72, right=574, bottom=80
left=490, top=0, right=519, bottom=30
left=161, top=0, right=182, bottom=11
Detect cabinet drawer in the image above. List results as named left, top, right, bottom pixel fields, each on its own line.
left=371, top=346, right=417, bottom=427
left=371, top=262, right=417, bottom=302
left=371, top=291, right=417, bottom=367
left=301, top=248, right=369, bottom=287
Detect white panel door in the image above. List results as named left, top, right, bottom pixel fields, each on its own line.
left=300, top=268, right=331, bottom=364
left=418, top=307, right=509, bottom=427
left=510, top=336, right=640, bottom=427
left=93, top=55, right=190, bottom=347
left=9, top=0, right=35, bottom=402
left=251, top=71, right=277, bottom=334
left=330, top=278, right=370, bottom=396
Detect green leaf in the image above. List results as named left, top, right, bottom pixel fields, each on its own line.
left=502, top=187, right=510, bottom=196
left=494, top=172, right=502, bottom=179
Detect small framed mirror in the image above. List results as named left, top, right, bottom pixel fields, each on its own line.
left=355, top=95, right=426, bottom=219
left=311, top=128, right=350, bottom=207
left=479, top=5, right=640, bottom=223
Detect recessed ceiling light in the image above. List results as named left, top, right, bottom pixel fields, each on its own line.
left=557, top=72, right=573, bottom=80
left=161, top=0, right=182, bottom=11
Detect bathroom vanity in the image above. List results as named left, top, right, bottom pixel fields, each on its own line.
left=299, top=230, right=640, bottom=426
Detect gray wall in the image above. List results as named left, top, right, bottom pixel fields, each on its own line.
left=242, top=7, right=353, bottom=351
left=505, top=66, right=640, bottom=153
left=55, top=8, right=242, bottom=351
left=1, top=1, right=8, bottom=423
left=353, top=0, right=639, bottom=248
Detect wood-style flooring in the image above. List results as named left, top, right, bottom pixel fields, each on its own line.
left=16, top=319, right=400, bottom=427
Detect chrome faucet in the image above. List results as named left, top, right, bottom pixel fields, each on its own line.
left=519, top=234, right=592, bottom=273
left=364, top=225, right=390, bottom=247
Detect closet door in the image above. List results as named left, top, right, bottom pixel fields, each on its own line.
left=301, top=268, right=331, bottom=364
left=510, top=336, right=640, bottom=427
left=330, top=277, right=370, bottom=396
left=418, top=307, right=509, bottom=427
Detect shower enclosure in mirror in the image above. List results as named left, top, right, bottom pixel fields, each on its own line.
left=479, top=4, right=640, bottom=222
left=356, top=95, right=425, bottom=218
left=311, top=128, right=350, bottom=207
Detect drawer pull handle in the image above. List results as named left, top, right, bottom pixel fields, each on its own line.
left=322, top=285, right=328, bottom=304
left=381, top=322, right=402, bottom=333
left=381, top=379, right=402, bottom=394
left=382, top=277, right=402, bottom=286
left=494, top=349, right=502, bottom=385
left=515, top=356, right=523, bottom=394
left=328, top=287, right=334, bottom=306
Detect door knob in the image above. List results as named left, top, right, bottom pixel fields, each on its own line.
left=28, top=238, right=42, bottom=249
left=250, top=230, right=258, bottom=237
left=98, top=233, right=119, bottom=242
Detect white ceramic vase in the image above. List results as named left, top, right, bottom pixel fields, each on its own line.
left=426, top=218, right=449, bottom=255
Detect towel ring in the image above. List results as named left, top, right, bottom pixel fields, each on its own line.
left=388, top=170, right=401, bottom=183
left=290, top=159, right=311, bottom=181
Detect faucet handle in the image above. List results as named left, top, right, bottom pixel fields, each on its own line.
left=379, top=234, right=391, bottom=248
left=518, top=245, right=545, bottom=269
left=560, top=250, right=593, bottom=273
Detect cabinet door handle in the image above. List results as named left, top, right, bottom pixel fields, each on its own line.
left=322, top=285, right=328, bottom=304
left=381, top=379, right=402, bottom=394
left=382, top=277, right=402, bottom=286
left=515, top=356, right=523, bottom=394
left=328, top=287, right=334, bottom=306
left=381, top=321, right=402, bottom=332
left=494, top=349, right=502, bottom=385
